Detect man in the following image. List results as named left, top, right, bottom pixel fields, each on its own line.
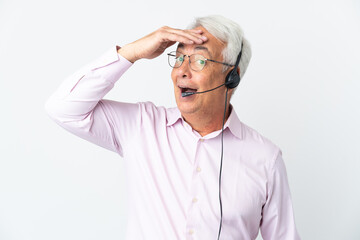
left=45, top=15, right=300, bottom=240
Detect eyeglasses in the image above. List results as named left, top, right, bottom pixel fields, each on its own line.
left=167, top=51, right=234, bottom=72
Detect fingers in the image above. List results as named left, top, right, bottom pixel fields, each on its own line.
left=173, top=28, right=207, bottom=44
left=159, top=26, right=207, bottom=45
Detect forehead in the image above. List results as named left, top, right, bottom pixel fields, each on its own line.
left=177, top=26, right=226, bottom=59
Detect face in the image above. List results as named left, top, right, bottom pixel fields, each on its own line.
left=171, top=26, right=231, bottom=118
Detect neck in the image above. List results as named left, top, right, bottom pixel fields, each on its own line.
left=182, top=105, right=232, bottom=137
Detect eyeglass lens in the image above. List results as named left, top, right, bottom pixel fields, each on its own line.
left=168, top=51, right=207, bottom=71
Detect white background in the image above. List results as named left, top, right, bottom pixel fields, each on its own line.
left=1, top=0, right=359, bottom=239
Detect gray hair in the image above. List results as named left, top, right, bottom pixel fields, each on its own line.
left=187, top=15, right=252, bottom=79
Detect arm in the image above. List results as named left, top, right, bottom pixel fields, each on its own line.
left=44, top=47, right=135, bottom=155
left=45, top=27, right=207, bottom=156
left=260, top=151, right=301, bottom=240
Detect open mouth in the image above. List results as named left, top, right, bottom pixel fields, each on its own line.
left=180, top=87, right=197, bottom=94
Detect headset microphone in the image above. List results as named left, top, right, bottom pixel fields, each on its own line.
left=181, top=83, right=225, bottom=97
left=181, top=92, right=195, bottom=97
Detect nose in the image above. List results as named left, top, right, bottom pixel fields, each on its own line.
left=176, top=55, right=192, bottom=79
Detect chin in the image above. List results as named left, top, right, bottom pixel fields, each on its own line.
left=174, top=91, right=201, bottom=115
left=176, top=101, right=199, bottom=115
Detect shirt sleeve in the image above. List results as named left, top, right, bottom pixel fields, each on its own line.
left=45, top=46, right=139, bottom=157
left=260, top=151, right=301, bottom=240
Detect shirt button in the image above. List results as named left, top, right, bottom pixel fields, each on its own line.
left=192, top=197, right=198, bottom=203
left=189, top=229, right=195, bottom=235
left=199, top=139, right=204, bottom=142
left=196, top=167, right=202, bottom=172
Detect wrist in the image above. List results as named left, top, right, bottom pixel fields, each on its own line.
left=117, top=44, right=138, bottom=63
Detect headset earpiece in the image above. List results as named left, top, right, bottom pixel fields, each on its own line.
left=225, top=69, right=240, bottom=89
left=225, top=43, right=243, bottom=89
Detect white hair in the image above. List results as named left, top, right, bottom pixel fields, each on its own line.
left=187, top=15, right=252, bottom=80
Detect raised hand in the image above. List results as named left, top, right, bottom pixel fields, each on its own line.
left=117, top=26, right=207, bottom=63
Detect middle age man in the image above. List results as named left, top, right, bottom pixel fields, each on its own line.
left=46, top=15, right=300, bottom=240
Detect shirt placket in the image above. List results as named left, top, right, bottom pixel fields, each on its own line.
left=185, top=137, right=205, bottom=240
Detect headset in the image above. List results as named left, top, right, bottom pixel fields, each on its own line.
left=182, top=43, right=243, bottom=240
left=225, top=46, right=242, bottom=89
left=217, top=45, right=242, bottom=240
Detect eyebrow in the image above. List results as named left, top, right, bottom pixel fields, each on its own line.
left=177, top=43, right=213, bottom=58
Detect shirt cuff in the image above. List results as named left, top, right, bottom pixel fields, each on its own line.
left=84, top=45, right=133, bottom=84
left=90, top=45, right=133, bottom=71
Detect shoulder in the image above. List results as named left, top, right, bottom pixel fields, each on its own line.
left=137, top=102, right=180, bottom=126
left=238, top=120, right=281, bottom=168
left=137, top=101, right=170, bottom=117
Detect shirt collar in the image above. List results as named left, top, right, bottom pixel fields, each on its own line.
left=224, top=105, right=244, bottom=140
left=166, top=107, right=183, bottom=127
left=166, top=105, right=243, bottom=140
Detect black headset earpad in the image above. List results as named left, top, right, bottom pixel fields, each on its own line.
left=225, top=70, right=240, bottom=89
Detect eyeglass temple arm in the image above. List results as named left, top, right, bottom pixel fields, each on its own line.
left=206, top=59, right=234, bottom=67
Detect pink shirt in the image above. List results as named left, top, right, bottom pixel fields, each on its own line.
left=45, top=46, right=300, bottom=240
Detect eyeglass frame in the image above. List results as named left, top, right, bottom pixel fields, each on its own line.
left=167, top=51, right=234, bottom=72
